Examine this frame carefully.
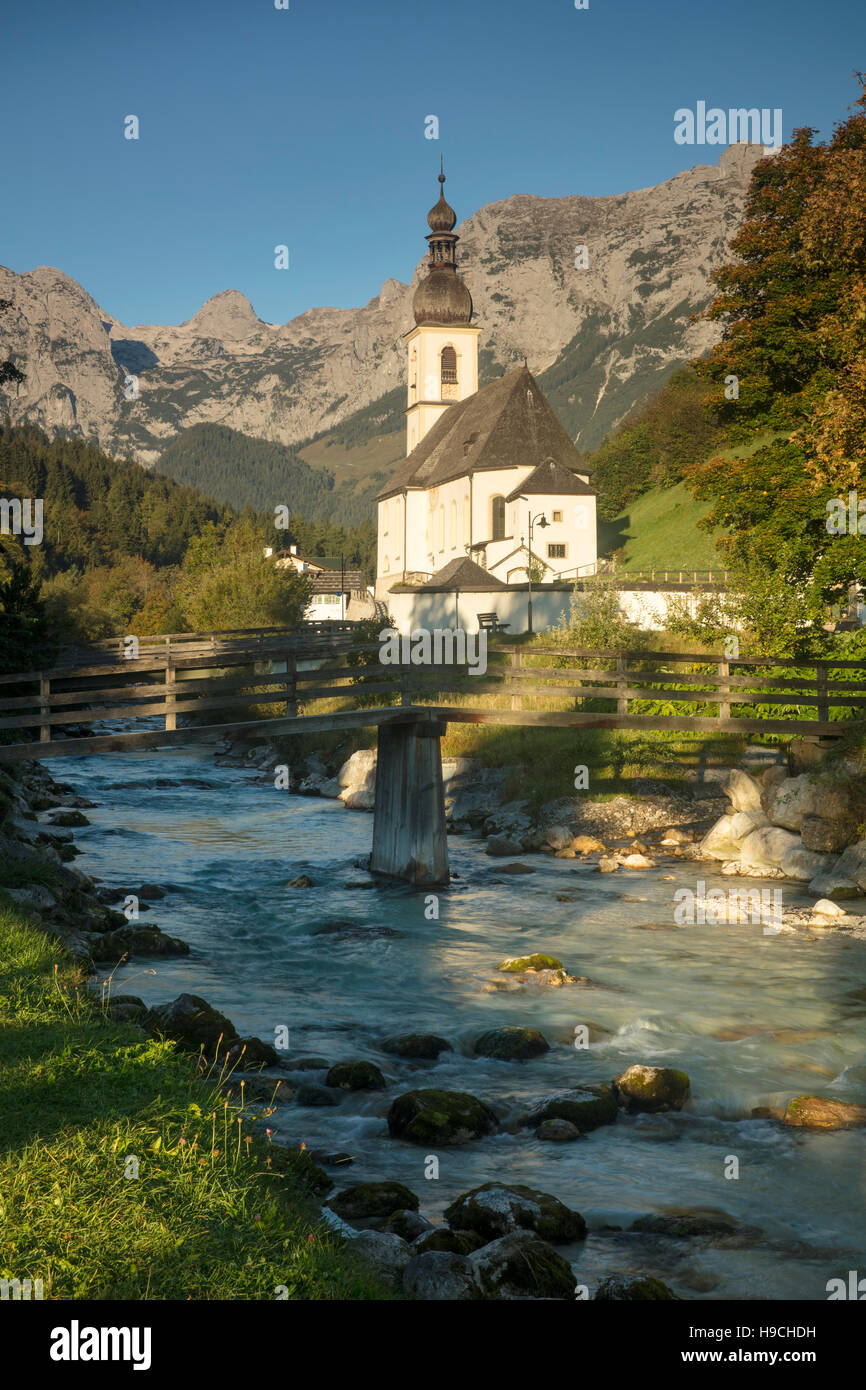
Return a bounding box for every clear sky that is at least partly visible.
[2,0,864,327]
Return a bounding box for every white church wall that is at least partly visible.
[382,584,719,635]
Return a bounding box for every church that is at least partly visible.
[375,169,598,616]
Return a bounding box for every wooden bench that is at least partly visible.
[477,612,510,633]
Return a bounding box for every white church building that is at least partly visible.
[375,169,598,627]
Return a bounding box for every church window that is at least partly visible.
[491,494,506,541]
[450,500,457,549]
[464,494,470,543]
[441,345,457,385]
[383,502,389,535]
[547,543,566,559]
[552,510,563,523]
[382,556,390,574]
[438,505,445,551]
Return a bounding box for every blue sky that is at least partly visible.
[2,0,864,326]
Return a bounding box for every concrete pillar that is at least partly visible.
[370,715,450,886]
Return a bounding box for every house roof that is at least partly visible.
[378,366,591,501]
[505,456,596,501]
[418,556,507,591]
[307,569,365,593]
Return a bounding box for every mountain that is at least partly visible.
[0,144,765,521]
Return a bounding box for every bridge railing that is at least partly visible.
[0,641,864,756]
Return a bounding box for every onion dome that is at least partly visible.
[413,163,472,326]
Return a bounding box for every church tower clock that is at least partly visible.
[404,165,480,455]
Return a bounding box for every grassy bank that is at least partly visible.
[0,903,390,1301]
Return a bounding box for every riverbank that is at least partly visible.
[0,763,391,1301]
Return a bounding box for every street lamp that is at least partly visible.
[517,496,548,634]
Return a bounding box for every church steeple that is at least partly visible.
[413,165,472,327]
[404,165,480,456]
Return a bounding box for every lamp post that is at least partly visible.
[517,496,548,634]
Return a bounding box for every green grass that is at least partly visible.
[0,909,392,1301]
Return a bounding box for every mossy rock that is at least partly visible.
[498,953,564,973]
[413,1229,486,1256]
[47,810,90,827]
[381,1033,453,1060]
[387,1089,499,1145]
[327,1181,419,1223]
[611,1065,691,1114]
[469,1232,576,1300]
[521,1084,618,1133]
[325,1060,386,1091]
[445,1183,586,1244]
[473,1026,550,1061]
[630,1209,740,1239]
[267,1145,332,1196]
[595,1275,679,1300]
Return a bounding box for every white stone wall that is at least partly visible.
[382,584,721,635]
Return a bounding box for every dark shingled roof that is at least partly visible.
[417,556,507,591]
[505,456,596,501]
[378,366,591,501]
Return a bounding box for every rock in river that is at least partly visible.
[327,1181,419,1225]
[143,993,238,1052]
[783,1096,866,1129]
[403,1251,479,1300]
[444,1183,586,1244]
[611,1064,691,1114]
[595,1276,679,1300]
[469,1232,576,1300]
[387,1089,499,1145]
[473,1026,550,1061]
[521,1084,618,1133]
[325,1060,386,1091]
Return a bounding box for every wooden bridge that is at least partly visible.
[1,628,863,885]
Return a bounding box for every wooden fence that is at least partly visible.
[0,640,864,760]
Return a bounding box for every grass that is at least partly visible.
[0,906,392,1301]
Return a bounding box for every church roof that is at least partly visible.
[418,556,507,590]
[378,366,591,501]
[505,456,595,501]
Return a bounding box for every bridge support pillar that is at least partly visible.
[370,715,450,886]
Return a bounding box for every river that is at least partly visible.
[58,743,866,1301]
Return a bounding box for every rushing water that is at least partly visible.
[58,744,866,1300]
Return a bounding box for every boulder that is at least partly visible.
[5,884,57,912]
[381,1033,452,1060]
[287,875,315,888]
[46,809,90,827]
[144,993,238,1052]
[572,834,605,853]
[225,1036,279,1069]
[486,835,524,858]
[325,1060,386,1091]
[521,1084,618,1134]
[402,1251,479,1300]
[537,1118,582,1142]
[595,1275,678,1300]
[473,1026,550,1061]
[337,749,377,794]
[387,1089,499,1145]
[498,954,565,973]
[620,853,656,869]
[777,844,832,882]
[801,815,855,854]
[598,857,618,874]
[808,871,860,900]
[345,1229,411,1284]
[723,769,763,813]
[445,1183,585,1244]
[630,1209,746,1240]
[327,1181,419,1225]
[700,811,766,861]
[611,1065,690,1114]
[496,863,535,874]
[768,775,852,832]
[543,825,574,851]
[739,826,801,873]
[469,1232,576,1300]
[382,1209,433,1241]
[833,839,866,891]
[783,1096,866,1129]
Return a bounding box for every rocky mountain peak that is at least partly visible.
[182,289,262,340]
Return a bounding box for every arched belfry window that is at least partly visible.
[491,495,506,541]
[441,345,457,385]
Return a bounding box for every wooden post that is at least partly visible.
[718,659,730,722]
[816,661,829,726]
[370,716,450,885]
[510,647,522,711]
[286,655,298,717]
[39,675,50,743]
[400,662,411,707]
[616,653,628,716]
[164,660,176,731]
